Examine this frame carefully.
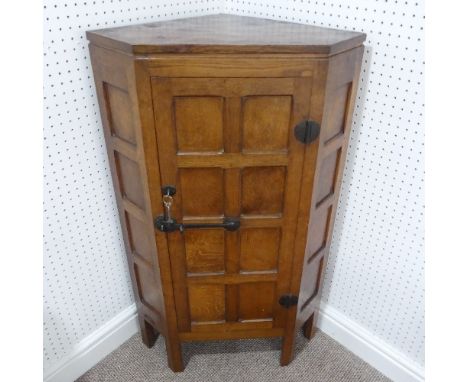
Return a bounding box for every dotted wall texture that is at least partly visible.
[223,0,425,367]
[44,0,424,374]
[43,0,221,373]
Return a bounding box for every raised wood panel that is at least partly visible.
[125,212,153,265]
[188,284,225,323]
[174,96,224,153]
[241,166,286,215]
[114,151,146,209]
[298,256,324,312]
[240,228,281,271]
[323,82,351,143]
[307,207,332,261]
[315,148,342,206]
[238,282,275,320]
[104,83,136,145]
[185,229,225,274]
[242,96,291,152]
[134,263,162,315]
[179,168,224,216]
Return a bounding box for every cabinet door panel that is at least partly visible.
[152,77,311,335]
[174,96,224,153]
[239,228,281,272]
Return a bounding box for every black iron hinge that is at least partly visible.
[279,294,299,308]
[294,120,321,144]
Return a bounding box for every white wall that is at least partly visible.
[222,0,425,365]
[43,0,221,378]
[44,1,424,380]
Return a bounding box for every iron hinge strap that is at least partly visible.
[278,294,299,308]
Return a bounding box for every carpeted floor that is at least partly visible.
[77,330,391,381]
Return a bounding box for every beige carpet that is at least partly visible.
[77,330,391,381]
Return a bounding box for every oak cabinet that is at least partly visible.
[87,14,365,372]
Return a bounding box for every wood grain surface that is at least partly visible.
[87,14,365,55]
[88,14,365,371]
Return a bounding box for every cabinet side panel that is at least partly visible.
[131,59,185,370]
[296,46,365,330]
[88,45,165,335]
[279,48,364,364]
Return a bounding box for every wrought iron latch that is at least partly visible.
[154,186,240,233]
[279,294,299,308]
[155,216,240,233]
[294,120,320,144]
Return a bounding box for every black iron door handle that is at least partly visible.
[155,216,240,233]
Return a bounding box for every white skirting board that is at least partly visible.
[43,302,424,382]
[317,303,425,382]
[44,304,139,382]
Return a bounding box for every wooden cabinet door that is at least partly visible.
[152,77,311,340]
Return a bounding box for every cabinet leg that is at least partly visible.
[165,336,184,372]
[139,317,158,348]
[280,331,296,366]
[302,312,316,340]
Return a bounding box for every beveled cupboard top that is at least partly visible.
[86,14,366,56]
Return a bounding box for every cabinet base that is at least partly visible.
[138,316,184,372]
[143,314,319,372]
[281,311,317,366]
[302,312,316,340]
[139,317,158,348]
